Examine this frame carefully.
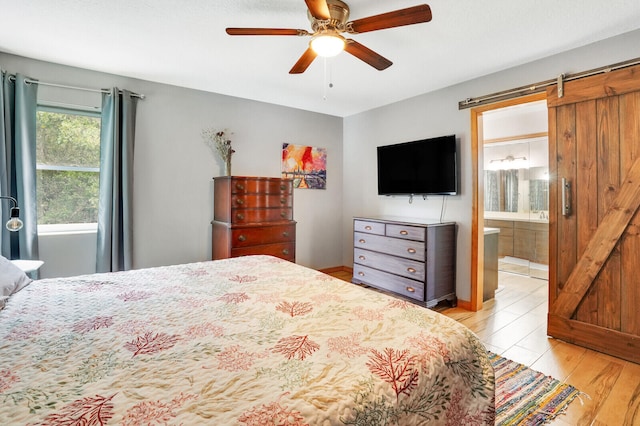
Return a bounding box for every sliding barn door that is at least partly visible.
[547,64,640,364]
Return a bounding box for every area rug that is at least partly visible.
[491,352,582,425]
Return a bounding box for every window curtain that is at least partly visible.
[529,179,549,212]
[0,71,39,260]
[503,169,519,212]
[484,170,499,212]
[96,88,138,272]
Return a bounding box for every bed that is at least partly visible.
[1,255,495,425]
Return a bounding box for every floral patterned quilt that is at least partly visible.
[0,255,494,425]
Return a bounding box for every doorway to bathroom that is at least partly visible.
[470,92,549,311]
[482,100,549,280]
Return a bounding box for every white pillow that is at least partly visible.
[0,255,32,298]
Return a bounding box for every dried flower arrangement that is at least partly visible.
[202,128,235,176]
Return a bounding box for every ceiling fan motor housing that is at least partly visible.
[308,0,350,32]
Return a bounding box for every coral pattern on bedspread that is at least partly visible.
[0,255,494,425]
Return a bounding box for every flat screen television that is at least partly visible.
[377,135,458,196]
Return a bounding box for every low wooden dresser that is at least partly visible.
[212,176,296,262]
[352,216,456,308]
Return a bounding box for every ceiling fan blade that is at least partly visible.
[226,28,309,36]
[305,0,331,20]
[348,4,432,34]
[344,39,392,71]
[289,48,318,74]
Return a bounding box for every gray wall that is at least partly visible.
[3,28,640,301]
[0,53,344,277]
[342,29,640,301]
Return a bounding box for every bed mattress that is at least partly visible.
[0,255,494,425]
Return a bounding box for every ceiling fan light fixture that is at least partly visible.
[310,31,345,57]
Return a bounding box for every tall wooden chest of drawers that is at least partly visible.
[212,176,296,262]
[352,216,456,308]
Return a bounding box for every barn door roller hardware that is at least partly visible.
[458,56,640,109]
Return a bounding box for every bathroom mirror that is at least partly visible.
[483,138,548,215]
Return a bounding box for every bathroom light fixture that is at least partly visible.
[488,155,528,170]
[310,30,346,57]
[0,196,24,232]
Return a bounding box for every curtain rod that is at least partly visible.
[458,56,640,109]
[6,75,145,99]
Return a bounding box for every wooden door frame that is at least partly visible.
[470,92,547,311]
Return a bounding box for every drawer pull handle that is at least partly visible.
[280,198,286,204]
[406,286,415,293]
[282,231,289,238]
[400,230,409,235]
[280,184,287,190]
[282,249,289,255]
[236,213,245,220]
[359,239,366,244]
[358,255,366,260]
[407,267,416,273]
[238,235,246,242]
[235,183,244,190]
[358,271,365,276]
[280,211,287,218]
[236,199,244,205]
[365,225,372,230]
[407,248,416,254]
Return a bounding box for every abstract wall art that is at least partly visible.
[281,143,327,189]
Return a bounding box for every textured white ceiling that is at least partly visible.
[1,0,640,117]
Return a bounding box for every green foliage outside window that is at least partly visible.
[36,109,101,225]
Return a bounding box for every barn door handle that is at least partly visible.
[562,178,572,217]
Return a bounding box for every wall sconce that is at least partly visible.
[0,196,24,232]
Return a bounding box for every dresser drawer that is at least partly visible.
[231,208,293,223]
[354,219,385,235]
[354,232,424,261]
[232,224,295,247]
[231,194,292,209]
[353,264,424,302]
[230,177,292,194]
[354,248,425,281]
[386,224,426,241]
[232,242,295,261]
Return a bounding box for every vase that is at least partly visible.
[225,157,232,176]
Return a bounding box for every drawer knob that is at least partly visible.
[282,231,289,238]
[236,183,245,190]
[280,184,287,190]
[280,211,287,218]
[236,213,245,220]
[280,198,286,204]
[400,230,409,235]
[365,225,372,230]
[358,271,365,276]
[359,239,366,244]
[238,235,246,242]
[236,198,244,205]
[358,255,366,260]
[407,267,416,273]
[282,249,289,255]
[407,248,416,254]
[406,286,415,293]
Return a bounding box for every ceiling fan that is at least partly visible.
[226,0,432,74]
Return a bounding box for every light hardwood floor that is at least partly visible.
[327,269,640,426]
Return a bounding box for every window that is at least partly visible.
[36,106,101,230]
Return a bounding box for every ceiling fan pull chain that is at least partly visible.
[329,59,334,89]
[322,57,334,101]
[323,57,327,100]
[323,57,329,100]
